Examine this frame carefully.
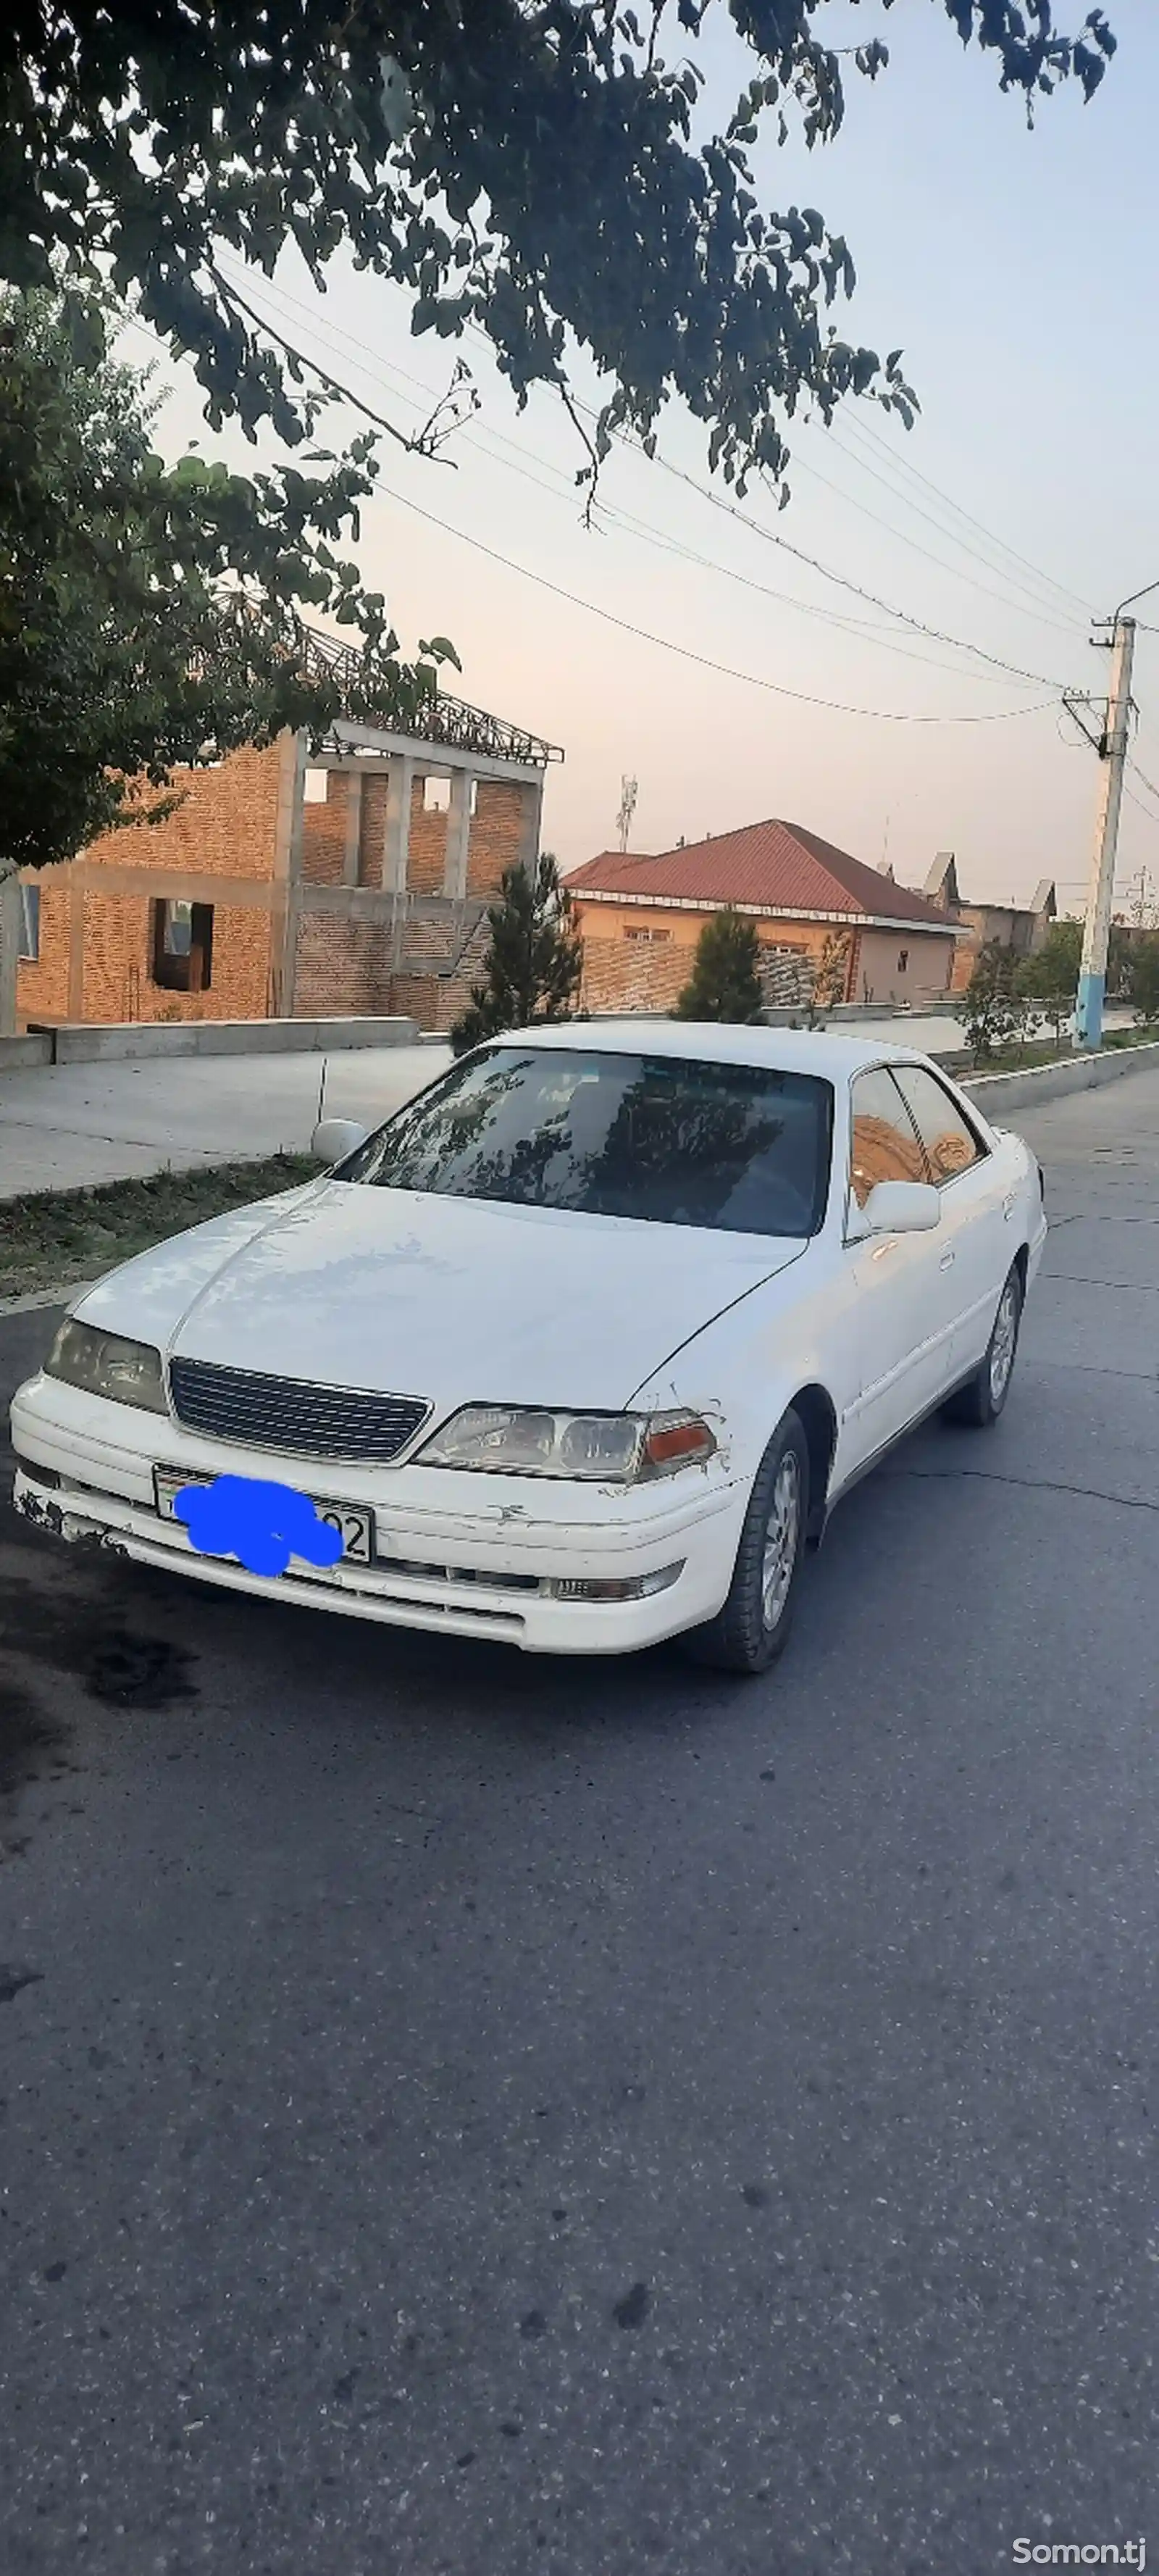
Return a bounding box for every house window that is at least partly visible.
[623,927,671,944]
[422,775,451,813]
[897,948,909,974]
[303,767,329,804]
[152,900,214,993]
[19,883,41,962]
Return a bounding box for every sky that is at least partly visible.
[133,0,1159,914]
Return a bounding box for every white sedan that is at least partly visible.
[10,1025,1045,1675]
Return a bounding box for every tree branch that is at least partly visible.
[206,262,459,465]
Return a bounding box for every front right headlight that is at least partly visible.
[413,1404,717,1481]
[44,1320,168,1414]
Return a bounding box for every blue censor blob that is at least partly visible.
[174,1475,346,1579]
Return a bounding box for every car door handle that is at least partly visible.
[939,1249,955,1270]
[1003,1192,1016,1220]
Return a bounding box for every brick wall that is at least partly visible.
[83,743,284,880]
[580,937,687,1016]
[293,914,393,1017]
[16,741,544,1030]
[82,892,274,1023]
[388,910,492,1034]
[469,780,526,894]
[408,779,449,896]
[14,872,72,1023]
[398,903,485,974]
[360,776,388,886]
[301,775,349,885]
[579,925,823,1018]
[16,741,286,1028]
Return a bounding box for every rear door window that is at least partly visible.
[849,1068,931,1209]
[891,1067,987,1185]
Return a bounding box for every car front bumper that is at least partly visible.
[10,1374,745,1656]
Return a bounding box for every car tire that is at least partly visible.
[941,1262,1023,1429]
[683,1409,810,1677]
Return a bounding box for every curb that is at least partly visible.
[0,1277,103,1319]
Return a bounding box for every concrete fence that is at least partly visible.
[963,1037,1159,1114]
[3,1015,419,1070]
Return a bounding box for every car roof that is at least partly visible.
[494,1020,946,1080]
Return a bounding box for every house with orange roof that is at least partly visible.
[567,818,960,1016]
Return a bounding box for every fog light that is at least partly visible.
[545,1562,684,1602]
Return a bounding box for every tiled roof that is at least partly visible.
[568,820,953,930]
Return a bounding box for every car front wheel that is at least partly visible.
[683,1409,810,1676]
[942,1262,1023,1429]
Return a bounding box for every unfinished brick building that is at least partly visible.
[16,637,563,1035]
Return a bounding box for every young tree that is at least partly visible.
[0,288,457,878]
[962,938,1023,1067]
[0,5,1114,505]
[1128,933,1159,1028]
[675,910,764,1025]
[1017,919,1081,1043]
[449,854,583,1056]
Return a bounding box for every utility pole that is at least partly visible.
[1074,614,1134,1051]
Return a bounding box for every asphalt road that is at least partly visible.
[1,1069,1158,2576]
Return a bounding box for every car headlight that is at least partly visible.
[44,1320,168,1414]
[413,1405,716,1482]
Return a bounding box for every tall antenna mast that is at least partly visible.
[616,774,638,854]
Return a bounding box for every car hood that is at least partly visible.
[77,1181,803,1412]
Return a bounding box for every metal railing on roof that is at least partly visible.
[298,625,563,769]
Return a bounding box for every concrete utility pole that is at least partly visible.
[1074,614,1135,1051]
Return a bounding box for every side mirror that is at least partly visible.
[861,1179,941,1235]
[311,1117,369,1166]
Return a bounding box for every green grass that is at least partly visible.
[969,1023,1159,1075]
[0,1154,317,1299]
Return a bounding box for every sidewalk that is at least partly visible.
[0,1043,452,1201]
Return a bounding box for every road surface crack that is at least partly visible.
[1042,1273,1159,1293]
[884,1465,1159,1516]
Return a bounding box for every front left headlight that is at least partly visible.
[44,1320,168,1414]
[413,1404,716,1482]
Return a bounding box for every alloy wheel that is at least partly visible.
[989,1277,1019,1406]
[761,1451,801,1629]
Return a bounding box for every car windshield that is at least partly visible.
[338,1046,833,1238]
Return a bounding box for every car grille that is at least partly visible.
[167,1357,431,1464]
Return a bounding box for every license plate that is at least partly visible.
[154,1470,375,1568]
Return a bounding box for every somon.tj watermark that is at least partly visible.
[1013,2548,1146,2569]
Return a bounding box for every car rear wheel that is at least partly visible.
[683,1409,810,1676]
[942,1262,1023,1429]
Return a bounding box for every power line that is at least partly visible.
[212,261,1059,693]
[368,465,1059,723]
[211,256,1072,701]
[1123,781,1159,828]
[809,420,1089,630]
[783,441,1086,639]
[1128,753,1159,808]
[827,407,1094,621]
[632,446,1073,691]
